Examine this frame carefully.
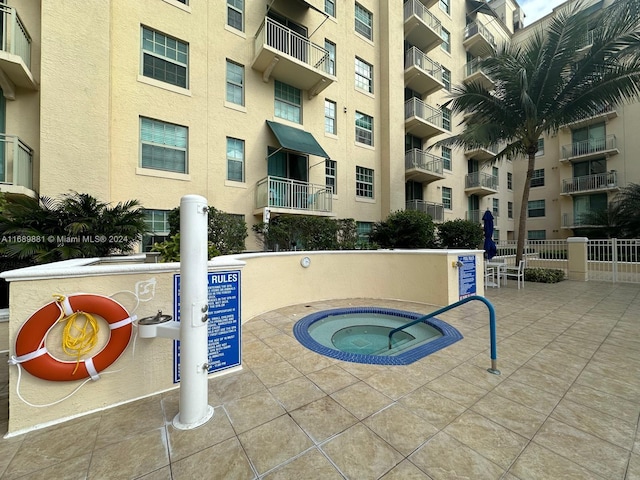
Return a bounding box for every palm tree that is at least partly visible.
[440,0,640,263]
[580,182,640,238]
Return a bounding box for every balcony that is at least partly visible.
[404,47,444,96]
[464,171,498,196]
[0,5,38,95]
[406,200,444,222]
[561,104,618,129]
[404,98,447,140]
[252,18,335,97]
[463,20,497,57]
[255,176,333,216]
[466,209,498,223]
[464,143,498,161]
[463,58,494,91]
[0,134,35,197]
[562,212,602,229]
[403,0,442,52]
[561,171,619,195]
[405,149,445,183]
[561,134,619,162]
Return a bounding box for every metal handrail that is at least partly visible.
[388,295,500,374]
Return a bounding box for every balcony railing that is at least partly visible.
[405,149,444,175]
[562,212,599,228]
[404,0,442,33]
[1,5,31,69]
[464,20,497,51]
[0,134,33,190]
[465,58,490,78]
[465,171,498,190]
[562,171,618,194]
[406,200,444,222]
[561,134,617,160]
[256,176,332,213]
[405,47,442,82]
[404,98,444,129]
[255,18,331,75]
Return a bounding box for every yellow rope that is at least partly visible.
[53,295,100,375]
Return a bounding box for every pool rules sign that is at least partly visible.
[173,270,241,383]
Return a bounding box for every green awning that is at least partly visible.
[467,0,499,19]
[266,121,330,158]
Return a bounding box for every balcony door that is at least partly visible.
[573,193,607,225]
[572,122,605,156]
[267,10,308,63]
[268,148,308,182]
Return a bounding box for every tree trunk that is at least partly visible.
[516,153,537,264]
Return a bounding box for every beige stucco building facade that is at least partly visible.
[1,0,636,248]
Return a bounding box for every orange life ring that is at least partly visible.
[13,294,134,382]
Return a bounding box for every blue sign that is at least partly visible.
[458,255,477,300]
[173,270,241,383]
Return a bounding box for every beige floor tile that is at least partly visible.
[398,385,466,429]
[3,416,100,479]
[582,360,640,388]
[492,378,561,415]
[136,466,173,480]
[524,348,589,382]
[262,333,308,359]
[408,432,504,480]
[471,392,547,439]
[425,374,489,408]
[575,369,639,403]
[7,453,91,480]
[509,442,606,480]
[380,459,434,479]
[269,376,326,411]
[243,319,282,339]
[550,398,637,450]
[628,452,640,480]
[251,360,302,388]
[508,366,574,396]
[306,364,359,394]
[321,423,404,480]
[243,342,283,368]
[363,403,438,456]
[533,417,629,479]
[166,406,236,462]
[0,434,24,477]
[208,370,267,403]
[363,368,426,400]
[225,390,285,434]
[448,362,506,390]
[286,351,336,375]
[289,396,358,443]
[262,448,343,480]
[170,436,255,480]
[95,395,165,448]
[338,360,389,380]
[87,427,169,479]
[238,414,313,475]
[330,381,393,420]
[443,411,528,469]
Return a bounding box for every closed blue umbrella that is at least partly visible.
[482,209,497,259]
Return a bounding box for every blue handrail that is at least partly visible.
[388,295,500,375]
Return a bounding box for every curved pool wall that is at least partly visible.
[294,307,463,365]
[1,248,483,435]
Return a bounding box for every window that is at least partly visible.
[536,138,544,156]
[325,40,336,75]
[527,200,545,218]
[531,168,545,187]
[226,137,244,182]
[325,99,337,134]
[143,209,170,251]
[227,0,243,31]
[226,60,244,106]
[442,186,452,209]
[356,166,374,198]
[140,117,188,173]
[442,107,451,131]
[442,146,452,170]
[442,67,451,91]
[355,57,373,93]
[528,230,546,240]
[357,221,373,244]
[440,27,451,53]
[355,3,373,40]
[326,159,337,194]
[440,0,450,15]
[494,229,499,241]
[493,198,499,217]
[507,172,513,190]
[492,166,499,179]
[355,111,373,146]
[325,0,335,17]
[508,201,513,219]
[275,81,302,123]
[141,27,188,88]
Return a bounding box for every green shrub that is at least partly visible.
[369,210,437,249]
[151,234,220,262]
[524,267,565,283]
[437,219,484,249]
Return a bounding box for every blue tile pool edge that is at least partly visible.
[293,306,463,366]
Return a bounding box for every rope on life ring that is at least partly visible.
[10,294,136,382]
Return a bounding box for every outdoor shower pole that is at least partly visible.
[173,194,214,429]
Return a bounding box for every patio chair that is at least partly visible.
[502,260,525,289]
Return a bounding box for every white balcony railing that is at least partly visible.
[255,18,331,75]
[465,58,491,78]
[405,149,444,175]
[465,171,498,190]
[404,0,442,33]
[464,20,497,50]
[561,134,617,159]
[404,98,444,129]
[256,176,332,213]
[405,47,442,81]
[405,200,444,222]
[0,134,33,190]
[562,171,618,194]
[1,5,31,68]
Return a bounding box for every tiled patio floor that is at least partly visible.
[1,280,639,479]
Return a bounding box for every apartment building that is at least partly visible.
[3,0,629,251]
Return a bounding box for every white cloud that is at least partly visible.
[519,0,568,24]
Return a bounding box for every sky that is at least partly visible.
[518,0,568,24]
